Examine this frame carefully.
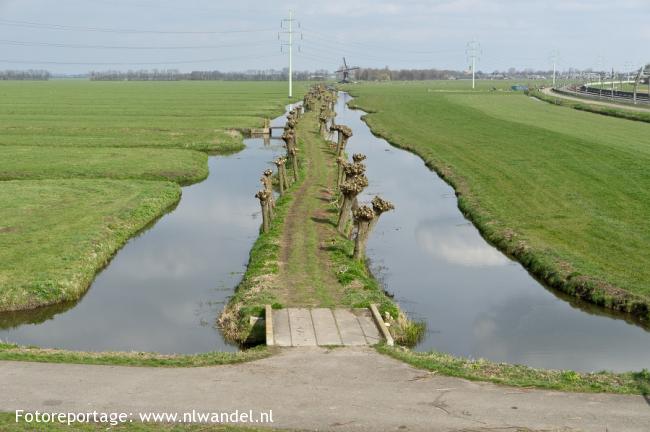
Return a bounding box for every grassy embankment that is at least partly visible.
[345,81,650,320]
[0,413,290,432]
[0,81,304,312]
[219,94,419,345]
[0,342,269,367]
[378,345,650,395]
[530,87,650,123]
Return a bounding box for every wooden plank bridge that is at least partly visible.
[265,305,393,347]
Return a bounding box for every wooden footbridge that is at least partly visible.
[264,305,393,347]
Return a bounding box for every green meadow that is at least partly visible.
[0,81,303,311]
[346,81,650,317]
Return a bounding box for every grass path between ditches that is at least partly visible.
[276,114,344,307]
[219,96,404,345]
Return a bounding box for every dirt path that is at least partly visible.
[2,348,648,431]
[276,111,344,307]
[541,87,650,112]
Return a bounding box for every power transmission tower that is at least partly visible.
[465,40,481,89]
[595,56,605,98]
[280,10,300,98]
[549,50,559,87]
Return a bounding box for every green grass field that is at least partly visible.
[0,81,303,311]
[0,179,180,311]
[0,146,209,184]
[345,81,650,317]
[0,81,301,150]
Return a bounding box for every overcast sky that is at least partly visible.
[0,0,647,74]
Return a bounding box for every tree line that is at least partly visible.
[89,69,330,81]
[0,70,50,80]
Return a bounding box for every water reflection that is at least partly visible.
[416,219,509,267]
[337,92,650,372]
[0,110,292,353]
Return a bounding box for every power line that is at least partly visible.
[0,53,283,66]
[302,28,458,56]
[0,19,276,35]
[300,40,446,65]
[0,39,274,50]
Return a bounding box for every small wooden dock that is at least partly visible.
[250,117,286,136]
[265,305,393,347]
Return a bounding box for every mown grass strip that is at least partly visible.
[0,343,269,367]
[377,344,650,395]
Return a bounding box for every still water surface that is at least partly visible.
[336,92,650,372]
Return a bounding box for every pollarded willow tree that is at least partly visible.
[337,175,369,234]
[335,126,353,157]
[352,196,395,261]
[319,112,330,139]
[340,152,366,190]
[261,169,275,212]
[281,129,299,181]
[273,157,288,194]
[352,205,374,261]
[255,189,272,233]
[289,147,299,181]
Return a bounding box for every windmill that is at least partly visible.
[336,57,360,83]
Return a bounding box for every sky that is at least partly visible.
[0,0,647,74]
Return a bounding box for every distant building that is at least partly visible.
[511,85,529,91]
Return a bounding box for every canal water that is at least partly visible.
[335,92,650,372]
[0,108,294,353]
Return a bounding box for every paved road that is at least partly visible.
[540,87,650,113]
[2,347,649,431]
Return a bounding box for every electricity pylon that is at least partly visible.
[466,40,481,89]
[280,10,300,98]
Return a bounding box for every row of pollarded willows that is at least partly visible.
[329,123,394,262]
[254,106,303,233]
[219,86,329,345]
[327,105,423,346]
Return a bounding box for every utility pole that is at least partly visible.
[596,56,604,97]
[280,10,299,98]
[549,50,559,87]
[465,40,481,89]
